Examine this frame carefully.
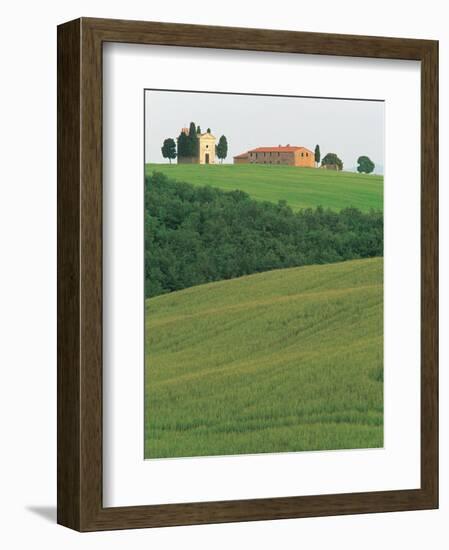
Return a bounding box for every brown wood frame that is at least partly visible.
[57,17,438,532]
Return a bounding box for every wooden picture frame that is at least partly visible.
[57,17,438,531]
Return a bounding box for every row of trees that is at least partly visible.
[162,135,374,172]
[314,144,375,173]
[145,172,383,298]
[161,121,228,163]
[177,122,200,158]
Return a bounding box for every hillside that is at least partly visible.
[145,173,383,298]
[145,257,383,458]
[145,163,383,212]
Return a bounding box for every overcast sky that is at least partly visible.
[145,90,384,173]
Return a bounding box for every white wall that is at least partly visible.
[0,0,447,548]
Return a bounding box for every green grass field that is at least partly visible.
[145,257,383,458]
[145,163,383,212]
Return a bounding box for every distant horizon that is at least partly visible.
[145,90,385,174]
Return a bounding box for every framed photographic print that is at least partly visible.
[57,17,438,531]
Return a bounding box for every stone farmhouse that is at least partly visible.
[233,145,315,167]
[178,127,216,164]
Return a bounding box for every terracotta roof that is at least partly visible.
[233,152,249,159]
[248,146,313,153]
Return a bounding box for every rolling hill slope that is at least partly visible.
[145,257,383,458]
[145,163,383,212]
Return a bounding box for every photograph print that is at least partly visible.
[144,90,384,459]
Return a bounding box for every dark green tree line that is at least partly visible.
[144,172,383,298]
[177,121,199,157]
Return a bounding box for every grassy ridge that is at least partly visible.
[145,257,383,458]
[145,163,383,212]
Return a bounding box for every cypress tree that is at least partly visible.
[216,135,228,163]
[314,144,321,167]
[188,122,199,157]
